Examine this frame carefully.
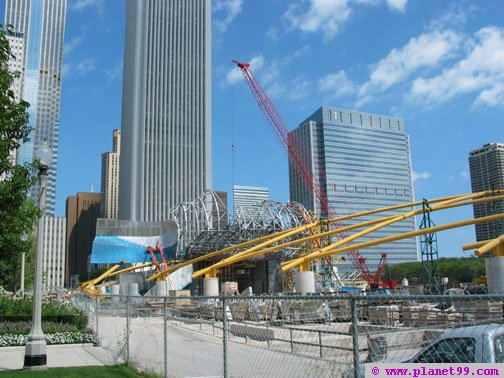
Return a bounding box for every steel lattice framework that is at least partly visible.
[171,191,316,261]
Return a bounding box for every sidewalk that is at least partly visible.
[0,344,118,371]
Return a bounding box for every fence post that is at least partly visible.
[95,295,99,345]
[164,297,168,378]
[222,296,229,378]
[290,328,294,352]
[126,295,130,365]
[319,330,323,358]
[351,297,361,378]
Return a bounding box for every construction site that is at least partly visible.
[73,62,504,378]
[81,61,504,300]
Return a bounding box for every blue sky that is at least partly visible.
[5,0,504,259]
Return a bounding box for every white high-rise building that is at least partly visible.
[119,0,212,222]
[4,0,68,215]
[41,216,66,288]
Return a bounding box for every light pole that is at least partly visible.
[20,233,28,296]
[24,142,51,370]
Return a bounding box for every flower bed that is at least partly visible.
[0,332,97,347]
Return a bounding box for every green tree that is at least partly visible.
[0,26,39,291]
[383,257,486,286]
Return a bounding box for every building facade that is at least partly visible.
[66,192,100,285]
[289,106,418,269]
[233,185,270,221]
[469,143,504,241]
[4,0,68,215]
[100,129,121,219]
[119,0,212,222]
[2,27,24,103]
[41,216,66,288]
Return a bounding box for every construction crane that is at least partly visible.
[231,59,385,288]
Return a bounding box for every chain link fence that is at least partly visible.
[72,292,504,377]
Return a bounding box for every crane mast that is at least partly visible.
[232,59,383,287]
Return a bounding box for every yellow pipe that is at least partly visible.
[80,264,120,289]
[462,240,491,251]
[192,193,504,278]
[282,193,504,271]
[147,228,297,282]
[163,193,470,281]
[475,234,504,256]
[107,262,154,278]
[280,213,504,271]
[192,221,321,279]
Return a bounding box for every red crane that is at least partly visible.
[232,59,387,288]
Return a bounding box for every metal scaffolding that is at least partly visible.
[171,192,315,262]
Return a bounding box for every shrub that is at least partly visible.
[0,296,88,330]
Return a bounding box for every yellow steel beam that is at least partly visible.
[79,264,121,289]
[280,213,504,271]
[462,240,492,251]
[282,191,500,271]
[147,228,296,282]
[475,234,504,256]
[106,262,154,278]
[191,191,504,279]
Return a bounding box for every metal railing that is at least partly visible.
[72,292,504,378]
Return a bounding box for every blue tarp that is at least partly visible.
[91,235,177,264]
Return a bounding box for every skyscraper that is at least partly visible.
[289,106,418,268]
[469,143,504,241]
[41,216,66,288]
[100,129,121,219]
[233,185,269,221]
[119,0,212,222]
[4,0,67,215]
[65,192,100,284]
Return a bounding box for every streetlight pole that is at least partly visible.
[20,233,28,297]
[24,143,51,370]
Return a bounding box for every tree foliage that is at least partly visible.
[383,257,486,285]
[0,26,39,291]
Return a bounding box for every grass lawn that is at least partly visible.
[0,365,159,377]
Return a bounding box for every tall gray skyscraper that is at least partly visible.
[4,0,67,215]
[289,106,418,268]
[233,185,269,221]
[469,143,504,241]
[119,0,212,222]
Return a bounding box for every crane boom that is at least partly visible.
[232,59,379,285]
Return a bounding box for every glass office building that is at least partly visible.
[289,106,418,269]
[4,0,67,215]
[469,143,504,241]
[119,0,212,222]
[233,185,270,222]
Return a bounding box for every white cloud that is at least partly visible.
[64,37,83,55]
[460,170,470,179]
[69,0,104,14]
[409,27,504,108]
[76,59,96,75]
[104,61,123,80]
[386,0,407,13]
[213,0,243,32]
[319,70,356,98]
[283,0,352,41]
[358,30,461,98]
[226,55,265,86]
[62,63,71,78]
[412,171,431,181]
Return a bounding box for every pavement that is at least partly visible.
[0,344,118,372]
